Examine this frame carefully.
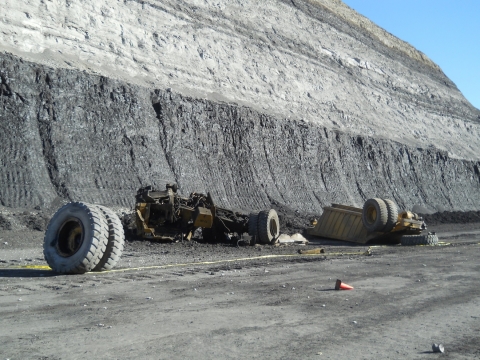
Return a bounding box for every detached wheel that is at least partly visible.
[383,199,399,233]
[43,202,108,274]
[401,233,439,246]
[248,213,258,245]
[257,209,280,244]
[362,198,388,232]
[93,206,125,271]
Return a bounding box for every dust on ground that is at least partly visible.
[1,207,480,359]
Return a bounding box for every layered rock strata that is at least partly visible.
[0,0,479,212]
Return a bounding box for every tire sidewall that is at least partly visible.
[362,198,388,233]
[248,213,258,236]
[44,203,101,273]
[257,209,280,244]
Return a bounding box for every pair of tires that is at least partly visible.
[400,233,439,246]
[247,209,280,245]
[362,198,398,233]
[43,202,125,274]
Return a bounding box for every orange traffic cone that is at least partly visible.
[335,279,354,290]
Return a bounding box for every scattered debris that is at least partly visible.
[432,343,444,353]
[277,234,293,243]
[291,233,308,244]
[298,248,324,255]
[277,233,308,245]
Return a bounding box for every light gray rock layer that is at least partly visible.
[1,0,479,159]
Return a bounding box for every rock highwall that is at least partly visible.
[1,0,479,160]
[1,53,479,213]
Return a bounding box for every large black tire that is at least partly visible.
[401,233,439,246]
[93,206,125,271]
[43,202,108,274]
[257,209,280,244]
[362,198,388,233]
[248,213,258,245]
[383,199,399,233]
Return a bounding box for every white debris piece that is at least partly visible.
[276,233,309,244]
[290,233,309,244]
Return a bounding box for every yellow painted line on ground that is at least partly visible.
[104,249,372,273]
[0,265,52,270]
[0,248,372,273]
[21,265,52,270]
[0,242,474,273]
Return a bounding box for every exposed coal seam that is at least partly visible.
[35,70,70,201]
[151,95,180,190]
[355,180,366,202]
[1,53,479,211]
[0,72,13,97]
[121,134,143,186]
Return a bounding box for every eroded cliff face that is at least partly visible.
[1,53,479,212]
[0,0,479,212]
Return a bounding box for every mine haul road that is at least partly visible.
[1,222,479,359]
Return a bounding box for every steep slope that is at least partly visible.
[0,0,479,213]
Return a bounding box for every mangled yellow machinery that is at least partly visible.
[308,198,438,245]
[42,183,281,274]
[135,184,280,244]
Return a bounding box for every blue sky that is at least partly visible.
[342,0,480,110]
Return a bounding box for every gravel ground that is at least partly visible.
[1,210,480,359]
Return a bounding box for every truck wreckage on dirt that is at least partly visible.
[308,198,438,246]
[134,184,280,245]
[43,184,280,274]
[42,184,437,274]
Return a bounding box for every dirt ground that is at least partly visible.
[1,212,480,359]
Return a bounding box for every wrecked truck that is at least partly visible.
[43,183,280,274]
[308,198,438,246]
[134,184,280,245]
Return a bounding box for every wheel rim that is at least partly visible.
[56,218,85,257]
[269,218,278,237]
[366,206,377,225]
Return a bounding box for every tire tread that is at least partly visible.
[401,233,439,246]
[93,205,125,271]
[383,199,399,233]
